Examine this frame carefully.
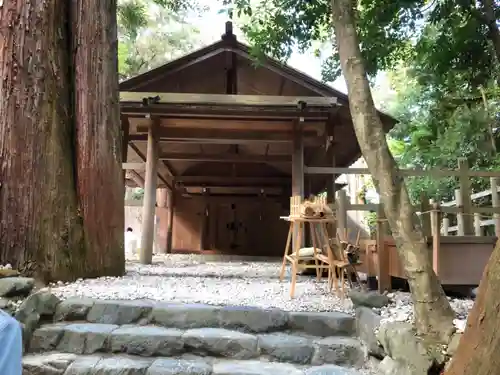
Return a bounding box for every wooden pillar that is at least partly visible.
[292,121,304,248]
[491,177,500,237]
[200,189,210,251]
[419,192,431,237]
[166,189,174,254]
[474,213,482,236]
[326,148,336,203]
[442,217,449,235]
[455,188,465,236]
[376,203,391,292]
[458,158,473,235]
[325,149,336,238]
[155,188,168,254]
[430,201,440,275]
[156,188,168,208]
[336,189,348,236]
[139,125,159,264]
[121,115,130,182]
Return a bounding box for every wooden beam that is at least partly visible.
[185,186,283,195]
[129,117,324,132]
[122,162,145,170]
[305,166,500,178]
[175,176,290,187]
[120,91,338,107]
[140,125,159,264]
[125,170,145,188]
[129,143,171,189]
[159,152,291,164]
[121,105,330,120]
[166,190,174,253]
[131,128,323,146]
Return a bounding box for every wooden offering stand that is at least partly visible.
[279,195,341,298]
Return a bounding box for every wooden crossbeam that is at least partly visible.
[174,176,290,187]
[185,186,283,195]
[159,152,291,163]
[122,162,145,170]
[131,127,323,145]
[120,91,338,107]
[305,166,500,178]
[125,170,145,187]
[129,117,325,132]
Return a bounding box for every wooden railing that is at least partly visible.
[306,158,500,238]
[440,180,500,236]
[307,158,500,292]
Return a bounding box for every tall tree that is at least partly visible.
[329,0,455,343]
[0,0,124,281]
[117,0,204,80]
[231,0,500,344]
[228,0,462,343]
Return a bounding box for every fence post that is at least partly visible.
[337,189,348,237]
[419,192,431,237]
[430,202,441,275]
[458,158,474,235]
[491,177,500,238]
[376,204,391,293]
[474,213,482,236]
[442,217,450,235]
[455,188,465,236]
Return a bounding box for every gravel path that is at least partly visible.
[49,255,354,313]
[47,254,475,327]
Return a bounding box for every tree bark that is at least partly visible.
[444,239,500,375]
[0,0,124,281]
[330,0,455,343]
[72,0,125,277]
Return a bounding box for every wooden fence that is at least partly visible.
[306,158,500,291]
[306,158,500,238]
[440,180,500,236]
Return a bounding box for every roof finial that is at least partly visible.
[222,21,236,43]
[225,21,233,36]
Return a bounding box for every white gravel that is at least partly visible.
[48,255,355,313]
[375,291,473,332]
[46,254,475,327]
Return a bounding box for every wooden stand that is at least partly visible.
[279,216,335,298]
[279,196,364,300]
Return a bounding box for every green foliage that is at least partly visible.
[231,0,499,86]
[132,189,144,200]
[117,0,204,80]
[225,0,500,206]
[377,65,500,204]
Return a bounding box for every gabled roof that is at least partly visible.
[119,23,396,125]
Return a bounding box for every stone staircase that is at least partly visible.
[22,298,367,375]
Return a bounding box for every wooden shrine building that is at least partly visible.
[120,22,396,263]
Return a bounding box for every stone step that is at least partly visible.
[29,322,365,366]
[53,298,356,337]
[23,352,365,375]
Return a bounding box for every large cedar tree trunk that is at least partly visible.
[330,0,455,343]
[72,0,125,278]
[444,239,500,375]
[0,0,124,281]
